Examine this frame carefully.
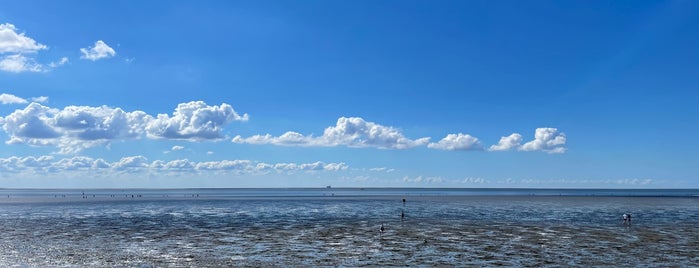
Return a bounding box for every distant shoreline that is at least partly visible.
[0,187,697,190]
[0,188,697,200]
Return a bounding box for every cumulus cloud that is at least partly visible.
[53,105,151,140]
[321,117,430,149]
[0,23,47,54]
[80,40,116,61]
[2,102,61,140]
[521,128,566,154]
[1,96,568,156]
[31,96,49,103]
[427,133,483,151]
[112,156,150,170]
[233,117,430,149]
[0,54,43,72]
[147,101,249,141]
[0,93,28,104]
[0,101,246,153]
[488,133,523,151]
[0,23,67,73]
[487,129,565,153]
[15,104,151,154]
[0,93,49,104]
[0,155,349,177]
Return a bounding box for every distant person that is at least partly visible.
[401,210,405,221]
[380,223,385,236]
[402,198,406,205]
[622,213,630,225]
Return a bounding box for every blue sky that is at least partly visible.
[0,1,697,188]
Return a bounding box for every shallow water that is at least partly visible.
[0,189,697,267]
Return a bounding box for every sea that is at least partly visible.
[0,188,696,267]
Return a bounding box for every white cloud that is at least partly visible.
[1,103,143,153]
[488,133,523,151]
[497,177,653,187]
[0,23,47,54]
[487,129,565,153]
[427,133,483,151]
[369,167,395,173]
[48,57,68,68]
[233,117,430,149]
[402,175,444,184]
[147,101,249,141]
[52,156,96,171]
[0,156,51,173]
[0,155,348,176]
[80,40,116,61]
[31,96,49,103]
[0,101,249,153]
[0,93,28,104]
[171,145,184,151]
[321,117,430,149]
[0,23,60,73]
[614,178,653,186]
[521,128,567,154]
[460,177,488,184]
[1,102,61,139]
[112,155,149,171]
[1,97,568,156]
[53,105,151,140]
[0,54,43,72]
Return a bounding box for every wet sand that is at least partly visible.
[0,195,697,267]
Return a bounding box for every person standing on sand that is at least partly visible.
[622,213,632,225]
[627,213,632,225]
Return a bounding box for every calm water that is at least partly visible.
[0,188,697,267]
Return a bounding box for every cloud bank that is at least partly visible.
[233,117,430,149]
[234,118,565,153]
[0,155,348,177]
[0,100,247,153]
[0,97,566,154]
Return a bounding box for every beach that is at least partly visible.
[0,189,697,267]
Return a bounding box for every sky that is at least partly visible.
[0,0,697,188]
